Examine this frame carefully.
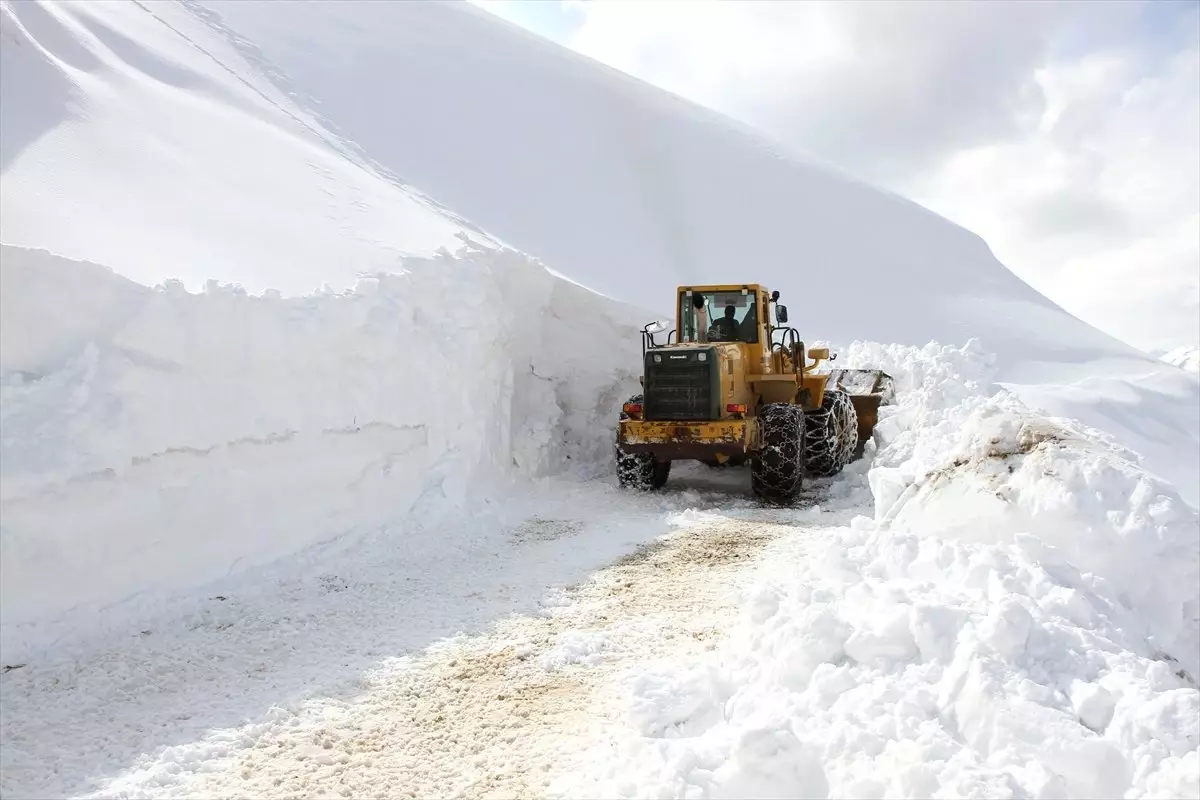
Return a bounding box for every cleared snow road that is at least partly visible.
[0,466,833,799]
[113,517,809,799]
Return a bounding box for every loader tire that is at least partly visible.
[803,389,859,478]
[615,394,671,491]
[751,403,805,504]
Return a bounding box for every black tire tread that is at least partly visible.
[615,393,671,491]
[751,403,805,504]
[803,389,859,477]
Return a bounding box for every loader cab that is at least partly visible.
[678,286,766,345]
[671,284,801,388]
[676,284,788,355]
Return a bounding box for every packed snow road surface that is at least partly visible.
[0,470,819,799]
[99,508,812,799]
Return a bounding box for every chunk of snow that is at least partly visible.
[1069,680,1116,732]
[979,597,1034,660]
[710,725,829,799]
[539,631,609,672]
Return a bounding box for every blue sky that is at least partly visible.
[474,0,582,40]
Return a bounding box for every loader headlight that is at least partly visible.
[697,352,707,361]
[653,354,662,363]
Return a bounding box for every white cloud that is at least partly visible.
[567,1,1080,176]
[909,38,1199,351]
[551,0,1200,352]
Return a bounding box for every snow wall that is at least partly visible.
[0,241,648,657]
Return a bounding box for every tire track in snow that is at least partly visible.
[101,517,812,799]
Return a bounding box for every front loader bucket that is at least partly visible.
[826,368,895,458]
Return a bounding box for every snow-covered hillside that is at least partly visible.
[1,1,1198,798]
[1162,345,1200,374]
[0,0,478,293]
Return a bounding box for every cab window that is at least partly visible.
[679,291,759,343]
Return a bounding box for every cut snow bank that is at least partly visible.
[555,341,1200,800]
[0,241,647,660]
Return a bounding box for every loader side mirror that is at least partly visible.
[776,304,788,324]
[807,347,829,361]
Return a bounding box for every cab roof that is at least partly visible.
[677,284,766,294]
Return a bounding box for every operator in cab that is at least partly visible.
[710,305,740,341]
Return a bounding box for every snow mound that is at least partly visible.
[1162,345,1200,374]
[554,341,1200,800]
[0,240,647,661]
[854,341,1199,673]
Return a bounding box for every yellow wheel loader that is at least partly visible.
[615,284,894,504]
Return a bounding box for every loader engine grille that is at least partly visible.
[643,347,721,421]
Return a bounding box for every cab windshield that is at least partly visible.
[679,290,759,343]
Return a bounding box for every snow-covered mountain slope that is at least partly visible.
[1162,345,1200,373]
[4,0,1194,502]
[0,0,478,293]
[167,0,1165,368]
[169,0,1127,360]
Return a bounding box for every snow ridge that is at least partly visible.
[1161,345,1200,374]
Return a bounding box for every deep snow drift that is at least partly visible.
[3,0,1195,502]
[0,241,648,660]
[552,342,1200,800]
